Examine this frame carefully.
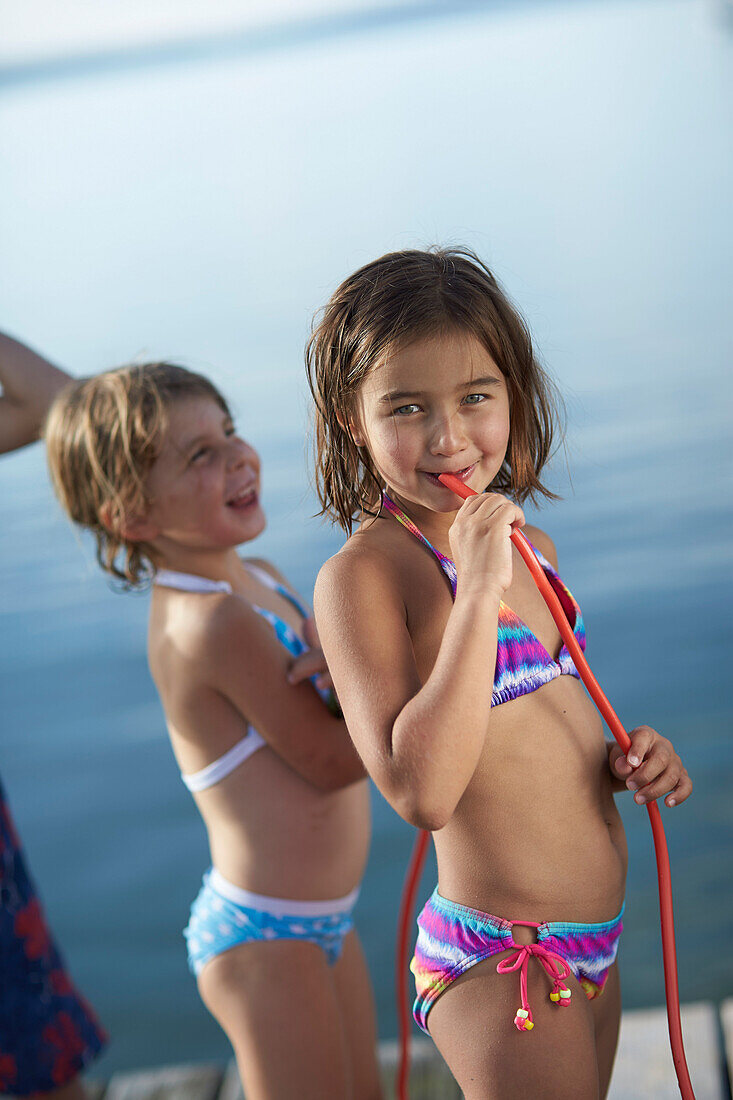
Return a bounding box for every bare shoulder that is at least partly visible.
[160,588,259,666]
[522,523,558,568]
[315,535,404,619]
[243,555,313,613]
[148,589,241,696]
[242,555,289,586]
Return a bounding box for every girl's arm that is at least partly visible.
[315,494,526,829]
[315,545,505,832]
[187,594,366,792]
[0,333,70,454]
[242,557,336,693]
[314,493,524,830]
[527,528,693,808]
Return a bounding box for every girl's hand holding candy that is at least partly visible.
[448,492,525,600]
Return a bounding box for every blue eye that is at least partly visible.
[395,404,420,416]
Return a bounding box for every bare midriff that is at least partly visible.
[434,674,627,923]
[190,754,371,902]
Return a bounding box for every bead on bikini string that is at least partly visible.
[549,980,572,1006]
[498,936,573,1031]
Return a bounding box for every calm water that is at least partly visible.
[1,0,732,1075]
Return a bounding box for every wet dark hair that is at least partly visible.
[45,362,230,586]
[306,246,562,533]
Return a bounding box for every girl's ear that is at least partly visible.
[335,410,365,448]
[99,500,159,543]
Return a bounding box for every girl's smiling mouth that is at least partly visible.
[227,485,258,510]
[423,463,477,486]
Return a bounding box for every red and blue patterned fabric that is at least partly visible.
[0,776,107,1093]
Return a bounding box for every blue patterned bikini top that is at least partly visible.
[154,562,327,789]
[381,495,586,707]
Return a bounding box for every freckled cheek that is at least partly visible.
[480,410,511,455]
[366,422,420,475]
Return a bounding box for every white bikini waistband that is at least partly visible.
[208,867,360,917]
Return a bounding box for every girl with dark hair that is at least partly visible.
[308,248,692,1099]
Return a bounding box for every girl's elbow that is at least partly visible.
[380,756,457,830]
[408,807,450,832]
[394,789,454,832]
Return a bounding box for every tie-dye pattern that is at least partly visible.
[411,889,623,1032]
[381,495,586,707]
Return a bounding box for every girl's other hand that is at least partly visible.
[449,492,525,599]
[609,726,692,807]
[286,616,334,693]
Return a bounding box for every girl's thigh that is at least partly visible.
[197,938,352,1100]
[591,962,621,1099]
[427,957,602,1100]
[331,930,383,1100]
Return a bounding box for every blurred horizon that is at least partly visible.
[1,1,641,66]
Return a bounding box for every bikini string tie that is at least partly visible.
[496,943,573,1031]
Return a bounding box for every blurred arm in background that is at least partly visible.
[0,331,70,455]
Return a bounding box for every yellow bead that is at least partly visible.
[550,992,560,1002]
[525,1021,534,1030]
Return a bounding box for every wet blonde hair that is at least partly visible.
[306,246,563,533]
[45,362,230,586]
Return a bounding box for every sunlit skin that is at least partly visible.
[123,395,381,1100]
[315,330,691,1099]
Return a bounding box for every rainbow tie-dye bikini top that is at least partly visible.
[381,495,586,707]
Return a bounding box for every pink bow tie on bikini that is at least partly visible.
[495,924,573,1032]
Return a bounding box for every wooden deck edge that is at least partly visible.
[608,1000,728,1099]
[5,999,726,1100]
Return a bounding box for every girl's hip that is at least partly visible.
[184,866,361,976]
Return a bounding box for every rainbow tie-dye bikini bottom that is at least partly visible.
[411,887,624,1033]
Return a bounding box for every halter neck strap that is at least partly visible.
[381,494,458,596]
